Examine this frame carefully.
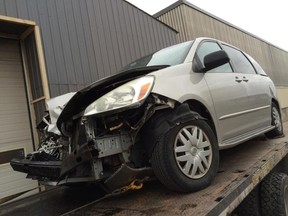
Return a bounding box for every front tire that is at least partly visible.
[265,102,283,138]
[151,119,219,192]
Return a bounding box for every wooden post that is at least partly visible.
[34,25,50,100]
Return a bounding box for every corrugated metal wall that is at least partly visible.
[157,3,288,86]
[0,0,177,97]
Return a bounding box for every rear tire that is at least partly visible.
[265,102,283,139]
[233,186,261,216]
[260,172,288,216]
[151,119,219,192]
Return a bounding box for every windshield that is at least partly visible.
[121,41,194,71]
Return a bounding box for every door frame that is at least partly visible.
[0,15,50,149]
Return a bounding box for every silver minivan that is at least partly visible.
[11,38,283,192]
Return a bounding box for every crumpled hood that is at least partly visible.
[46,92,76,135]
[56,65,169,133]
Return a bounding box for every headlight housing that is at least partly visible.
[84,76,154,116]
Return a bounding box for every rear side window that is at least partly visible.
[223,45,256,74]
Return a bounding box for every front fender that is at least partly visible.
[140,103,205,157]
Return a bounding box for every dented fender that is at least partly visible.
[142,103,205,156]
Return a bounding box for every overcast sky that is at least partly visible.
[126,0,288,51]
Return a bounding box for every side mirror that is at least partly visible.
[203,50,230,72]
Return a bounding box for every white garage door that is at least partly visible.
[0,38,38,200]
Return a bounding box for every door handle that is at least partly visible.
[242,76,249,82]
[235,76,242,83]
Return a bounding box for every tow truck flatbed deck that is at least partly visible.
[1,123,288,216]
[65,124,288,216]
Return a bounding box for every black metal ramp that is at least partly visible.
[0,184,105,216]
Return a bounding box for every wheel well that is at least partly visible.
[185,100,217,140]
[272,99,281,112]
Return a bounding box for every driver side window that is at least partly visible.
[195,41,233,73]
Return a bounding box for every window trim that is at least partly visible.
[243,52,267,75]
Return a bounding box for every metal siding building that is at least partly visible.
[0,0,177,200]
[155,0,288,118]
[0,0,177,97]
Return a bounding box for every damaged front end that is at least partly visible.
[11,68,175,191]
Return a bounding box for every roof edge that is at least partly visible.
[154,0,288,53]
[153,0,183,18]
[123,0,178,33]
[0,15,35,26]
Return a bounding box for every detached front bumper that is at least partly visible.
[10,157,61,179]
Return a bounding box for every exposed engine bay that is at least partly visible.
[12,93,175,190]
